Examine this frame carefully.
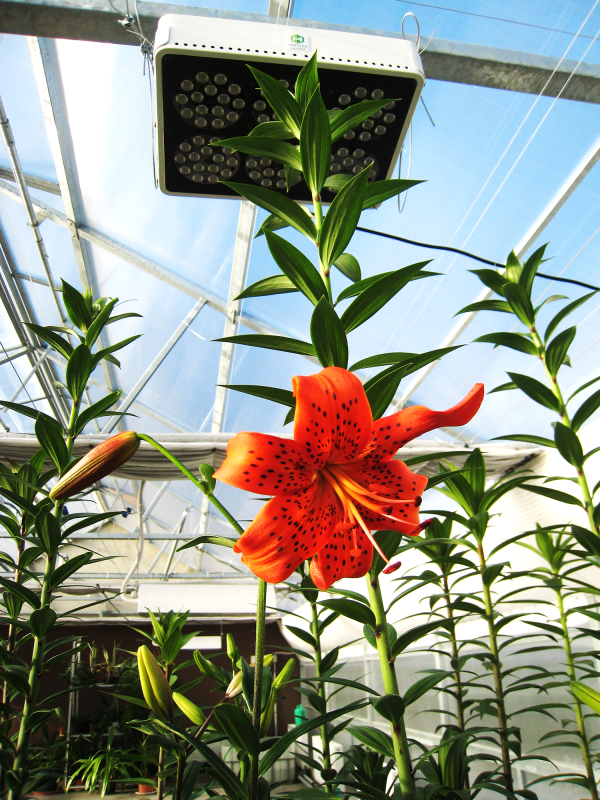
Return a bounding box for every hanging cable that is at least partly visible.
[355,226,600,291]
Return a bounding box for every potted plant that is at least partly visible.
[66,725,142,797]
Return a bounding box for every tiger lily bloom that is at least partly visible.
[214,368,483,590]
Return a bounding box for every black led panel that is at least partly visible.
[160,55,419,200]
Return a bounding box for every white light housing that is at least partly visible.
[154,15,425,198]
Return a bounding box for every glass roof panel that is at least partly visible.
[292,0,600,62]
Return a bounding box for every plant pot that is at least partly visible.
[137,784,157,795]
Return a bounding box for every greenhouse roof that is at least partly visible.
[1,0,600,610]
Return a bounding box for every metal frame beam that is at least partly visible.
[2,1,600,103]
[0,166,60,195]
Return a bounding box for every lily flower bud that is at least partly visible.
[50,432,140,500]
[173,691,206,725]
[225,670,243,699]
[137,645,173,722]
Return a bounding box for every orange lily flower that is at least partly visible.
[214,368,483,590]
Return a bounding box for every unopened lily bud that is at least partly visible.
[225,670,243,699]
[272,658,295,690]
[50,432,140,500]
[137,645,173,722]
[260,687,276,738]
[173,692,206,725]
[198,463,216,496]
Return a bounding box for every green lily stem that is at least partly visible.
[249,578,267,800]
[476,543,513,795]
[556,589,599,800]
[157,663,172,800]
[312,192,332,303]
[137,436,244,536]
[530,327,598,534]
[310,601,331,790]
[9,396,81,800]
[366,572,416,800]
[441,574,466,734]
[174,755,185,800]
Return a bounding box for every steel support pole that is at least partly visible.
[28,36,121,403]
[394,133,600,409]
[197,200,256,565]
[0,91,64,321]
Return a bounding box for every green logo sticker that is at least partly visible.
[290,34,305,44]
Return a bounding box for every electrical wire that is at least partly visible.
[356,226,600,292]
[393,0,600,42]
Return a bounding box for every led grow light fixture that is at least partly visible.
[154,16,425,199]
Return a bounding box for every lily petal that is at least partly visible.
[234,478,340,583]
[343,459,427,532]
[213,432,314,495]
[293,367,373,467]
[360,383,484,464]
[310,528,372,590]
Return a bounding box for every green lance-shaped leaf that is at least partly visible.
[319,166,371,270]
[330,98,396,142]
[74,390,123,436]
[214,703,261,756]
[362,178,424,209]
[49,552,94,589]
[571,681,600,715]
[0,400,62,432]
[545,291,596,343]
[222,182,316,240]
[341,261,430,333]
[62,280,92,332]
[545,326,576,377]
[248,120,294,139]
[404,671,448,707]
[333,253,361,282]
[519,243,546,296]
[91,335,141,369]
[259,699,367,776]
[507,371,561,412]
[572,387,600,432]
[223,384,295,409]
[554,422,584,468]
[363,363,405,419]
[248,65,302,137]
[518,483,583,508]
[457,299,513,315]
[348,725,395,760]
[85,297,118,347]
[214,333,315,357]
[300,86,331,196]
[35,414,68,472]
[390,619,451,659]
[474,331,538,356]
[236,275,297,300]
[24,323,74,360]
[505,250,522,283]
[178,534,237,552]
[319,598,376,627]
[371,693,405,725]
[481,562,505,587]
[469,268,507,296]
[351,345,459,374]
[310,298,349,369]
[217,136,302,171]
[264,230,328,305]
[294,51,319,112]
[504,281,535,325]
[29,606,57,638]
[0,582,39,621]
[35,509,62,555]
